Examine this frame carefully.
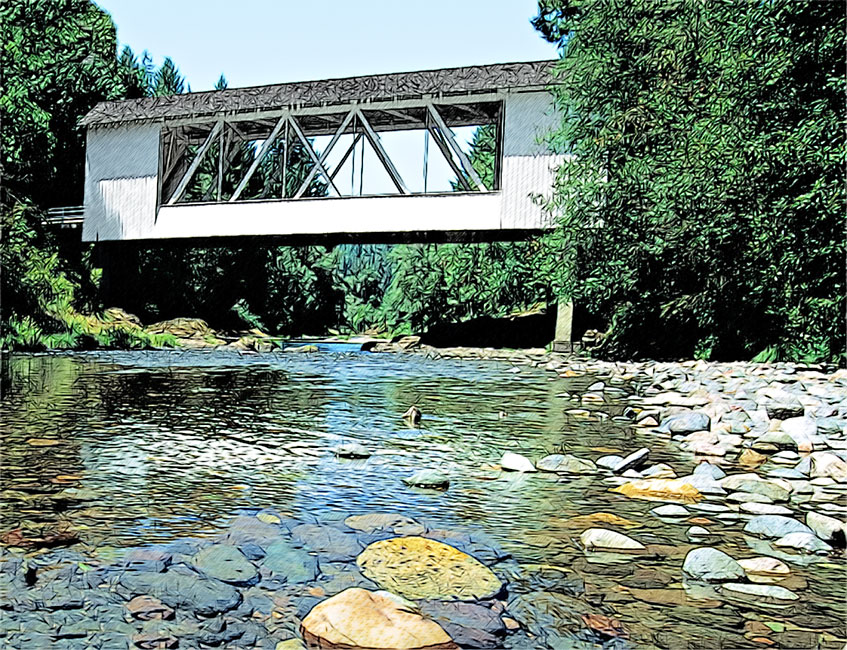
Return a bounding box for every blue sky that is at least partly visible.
[95,1,557,92]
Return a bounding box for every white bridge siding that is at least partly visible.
[82,91,562,242]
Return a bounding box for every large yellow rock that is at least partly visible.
[300,588,457,649]
[610,479,702,504]
[356,537,502,601]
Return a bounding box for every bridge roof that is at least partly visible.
[81,60,557,128]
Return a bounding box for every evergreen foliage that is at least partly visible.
[534,0,846,362]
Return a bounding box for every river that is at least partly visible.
[1,350,844,649]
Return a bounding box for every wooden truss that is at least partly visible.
[161,99,501,205]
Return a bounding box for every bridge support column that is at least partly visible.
[552,300,581,353]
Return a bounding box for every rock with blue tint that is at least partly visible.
[191,544,257,586]
[743,515,813,539]
[261,539,319,584]
[659,411,711,434]
[682,547,745,582]
[773,532,832,554]
[119,571,242,616]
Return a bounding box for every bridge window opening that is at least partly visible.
[159,100,501,205]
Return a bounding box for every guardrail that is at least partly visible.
[43,206,84,227]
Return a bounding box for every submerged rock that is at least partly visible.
[191,544,258,586]
[403,469,450,490]
[535,453,595,474]
[356,536,502,601]
[344,513,426,537]
[579,528,645,552]
[610,478,702,503]
[417,600,505,648]
[719,582,799,605]
[682,548,745,582]
[334,443,371,459]
[119,571,242,617]
[300,588,457,650]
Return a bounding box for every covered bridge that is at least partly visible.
[79,61,564,244]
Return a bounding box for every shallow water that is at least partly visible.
[1,351,845,648]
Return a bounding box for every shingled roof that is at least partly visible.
[81,60,558,127]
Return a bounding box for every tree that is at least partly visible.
[1,0,124,207]
[534,0,846,362]
[152,56,185,96]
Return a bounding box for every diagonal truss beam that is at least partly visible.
[355,109,409,195]
[288,116,342,197]
[294,110,355,198]
[329,133,362,182]
[229,114,288,202]
[427,125,472,191]
[426,104,488,192]
[166,121,222,205]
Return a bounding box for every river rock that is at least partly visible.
[579,528,645,552]
[402,406,422,424]
[651,504,689,518]
[659,411,711,434]
[191,544,258,586]
[119,571,242,616]
[720,474,789,501]
[611,478,702,503]
[806,511,846,547]
[417,600,505,648]
[743,515,813,539]
[737,557,790,577]
[719,583,799,605]
[807,452,847,482]
[345,513,426,537]
[500,452,536,472]
[758,390,805,420]
[356,537,501,601]
[682,547,745,582]
[261,540,318,583]
[642,463,676,479]
[535,454,595,474]
[126,595,174,621]
[334,443,371,459]
[223,516,281,547]
[687,526,712,539]
[403,469,449,489]
[739,503,793,516]
[692,462,727,481]
[300,588,457,650]
[291,524,362,561]
[612,448,650,473]
[773,532,832,554]
[727,491,773,504]
[596,455,625,470]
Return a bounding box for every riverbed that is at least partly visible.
[1,350,845,649]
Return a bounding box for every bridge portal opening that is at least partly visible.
[161,100,502,206]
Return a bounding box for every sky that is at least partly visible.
[94,1,558,92]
